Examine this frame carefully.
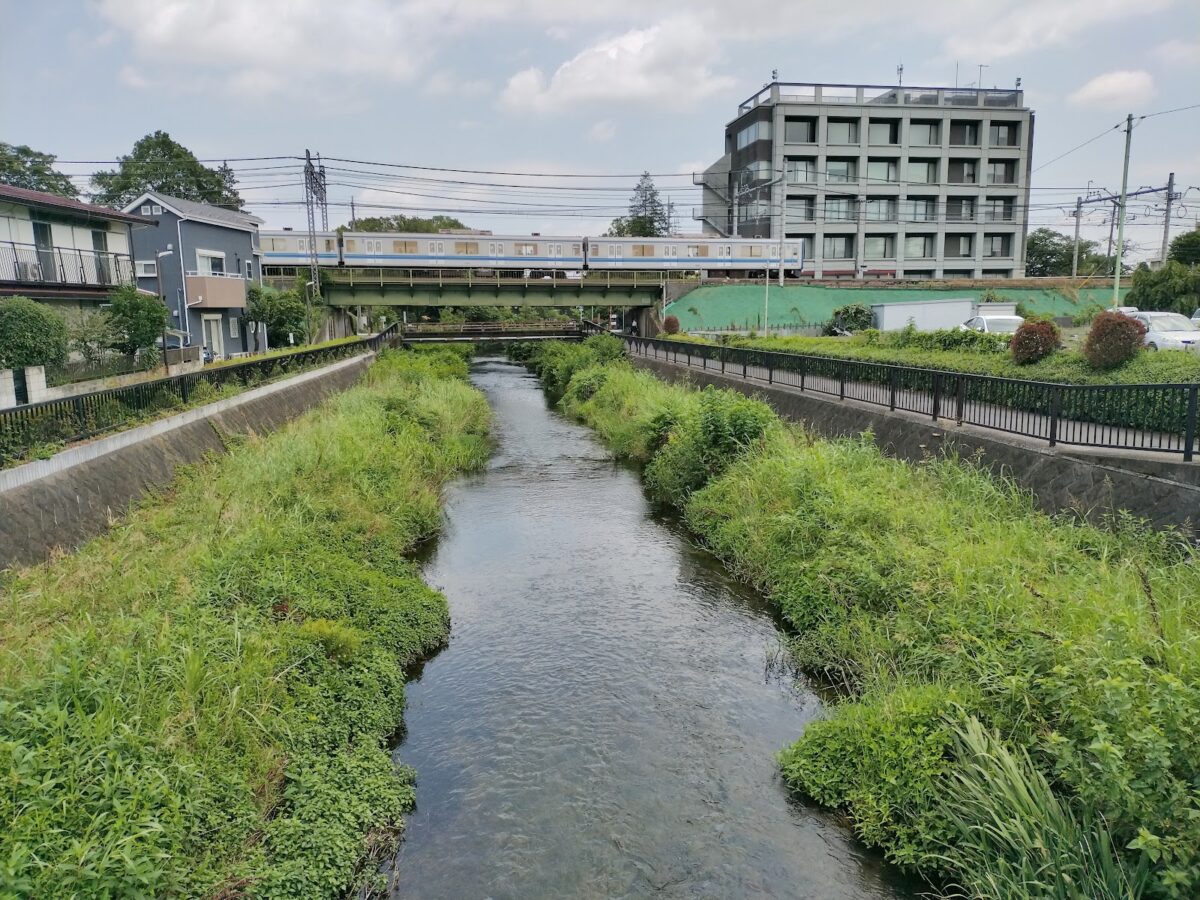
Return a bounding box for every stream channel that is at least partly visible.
[390,356,916,899]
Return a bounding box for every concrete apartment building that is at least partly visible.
[696,81,1034,279]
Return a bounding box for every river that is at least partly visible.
[390,357,913,899]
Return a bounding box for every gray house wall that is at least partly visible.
[131,208,262,357]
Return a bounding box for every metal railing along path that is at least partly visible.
[626,337,1200,461]
[0,324,402,466]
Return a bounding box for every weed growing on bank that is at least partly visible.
[522,336,1200,900]
[0,349,490,897]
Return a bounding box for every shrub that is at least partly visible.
[882,324,1008,353]
[824,303,873,334]
[1010,318,1060,364]
[1083,310,1145,369]
[106,284,168,358]
[662,314,680,335]
[0,296,68,368]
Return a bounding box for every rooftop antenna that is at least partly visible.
[977,63,990,89]
[896,62,904,86]
[954,61,959,88]
[771,68,778,83]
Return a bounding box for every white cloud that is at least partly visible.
[117,64,149,89]
[426,72,491,97]
[1068,70,1156,109]
[500,17,734,112]
[1156,38,1200,66]
[588,120,616,142]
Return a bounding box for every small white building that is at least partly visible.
[872,297,1018,331]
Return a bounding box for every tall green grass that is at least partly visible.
[526,337,1200,900]
[0,349,490,897]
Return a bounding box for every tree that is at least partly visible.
[1168,229,1200,267]
[90,131,244,210]
[247,283,308,348]
[347,214,467,233]
[1023,227,1115,277]
[0,297,69,368]
[606,172,668,237]
[1125,260,1200,314]
[67,310,118,365]
[0,143,79,197]
[106,285,168,360]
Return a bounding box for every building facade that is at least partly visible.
[0,184,148,312]
[697,81,1034,279]
[125,192,266,360]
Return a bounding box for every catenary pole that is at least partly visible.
[1071,196,1082,277]
[1160,171,1175,265]
[1112,113,1133,307]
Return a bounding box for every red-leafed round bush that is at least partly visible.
[1082,311,1146,370]
[662,314,680,335]
[1010,319,1060,365]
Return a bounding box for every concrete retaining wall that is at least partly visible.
[632,357,1200,536]
[0,353,374,569]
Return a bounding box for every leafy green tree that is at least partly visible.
[1125,260,1200,314]
[347,214,467,233]
[606,172,669,237]
[247,283,308,348]
[106,285,168,360]
[0,143,79,197]
[67,310,118,364]
[1024,227,1112,277]
[0,296,69,368]
[90,131,244,210]
[1168,229,1200,266]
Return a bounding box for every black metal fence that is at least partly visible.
[1,324,400,466]
[626,336,1200,461]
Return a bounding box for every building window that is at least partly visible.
[826,158,857,184]
[983,198,1015,222]
[141,205,152,215]
[827,118,859,144]
[946,197,976,222]
[948,159,978,184]
[949,120,980,146]
[196,249,225,275]
[864,235,895,259]
[984,234,1012,257]
[825,196,857,222]
[783,116,816,143]
[245,260,253,278]
[229,316,240,339]
[988,160,1017,185]
[909,121,940,145]
[785,196,815,223]
[823,235,854,259]
[904,197,937,222]
[735,120,772,150]
[945,234,974,258]
[868,119,899,145]
[989,122,1019,146]
[135,260,157,278]
[907,159,937,184]
[904,234,935,258]
[867,159,898,183]
[785,157,816,184]
[864,198,897,221]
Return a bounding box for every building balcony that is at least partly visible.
[0,241,134,289]
[185,272,247,309]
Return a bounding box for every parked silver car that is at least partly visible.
[960,315,1025,334]
[1128,311,1200,352]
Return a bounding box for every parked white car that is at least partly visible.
[1127,311,1200,352]
[1191,308,1200,325]
[960,315,1025,334]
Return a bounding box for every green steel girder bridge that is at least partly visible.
[319,267,681,308]
[400,321,591,343]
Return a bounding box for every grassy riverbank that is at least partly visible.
[0,348,489,897]
[525,336,1199,900]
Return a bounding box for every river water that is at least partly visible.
[390,357,913,899]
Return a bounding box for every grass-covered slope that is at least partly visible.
[0,348,489,897]
[524,336,1200,900]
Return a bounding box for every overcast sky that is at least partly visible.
[2,0,1198,259]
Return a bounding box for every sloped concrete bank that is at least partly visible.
[0,353,374,569]
[631,356,1200,535]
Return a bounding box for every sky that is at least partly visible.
[2,0,1199,261]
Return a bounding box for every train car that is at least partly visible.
[261,229,339,268]
[340,231,586,272]
[586,236,811,275]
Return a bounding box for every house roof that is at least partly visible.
[0,184,154,225]
[124,191,263,231]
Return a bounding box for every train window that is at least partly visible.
[428,241,445,254]
[769,245,780,258]
[394,240,416,253]
[747,245,764,258]
[590,244,599,255]
[631,244,653,257]
[324,239,335,252]
[297,238,307,252]
[665,245,678,258]
[686,245,709,257]
[516,242,536,256]
[571,244,581,256]
[454,241,479,254]
[721,245,732,257]
[344,239,356,252]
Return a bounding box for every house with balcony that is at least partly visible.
[0,184,150,312]
[124,192,265,360]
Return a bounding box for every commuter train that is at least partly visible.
[260,230,812,276]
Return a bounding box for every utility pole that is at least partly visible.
[1071,196,1082,277]
[1112,113,1133,307]
[1160,171,1176,265]
[350,196,357,230]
